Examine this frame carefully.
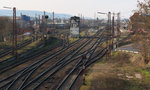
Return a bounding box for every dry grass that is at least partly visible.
[69,37,79,43]
[80,52,150,90]
[17,39,40,54]
[0,54,12,62]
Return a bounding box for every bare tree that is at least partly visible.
[130,0,150,64]
[0,17,13,42]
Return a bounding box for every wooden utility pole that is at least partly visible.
[12,7,17,57]
[117,13,120,48]
[35,14,37,25]
[112,14,115,50]
[39,15,40,26]
[43,11,46,37]
[52,12,55,36]
[108,12,111,57]
[106,12,109,60]
[117,13,120,36]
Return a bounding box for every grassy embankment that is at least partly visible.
[0,36,32,48]
[80,51,150,90]
[0,37,61,61]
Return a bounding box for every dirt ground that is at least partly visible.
[80,52,150,90]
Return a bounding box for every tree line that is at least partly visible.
[130,0,150,64]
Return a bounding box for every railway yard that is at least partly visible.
[0,14,135,90]
[0,29,111,90]
[1,0,150,90]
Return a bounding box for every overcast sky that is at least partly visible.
[0,0,143,18]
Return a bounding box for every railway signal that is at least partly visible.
[42,11,49,45]
[45,15,49,45]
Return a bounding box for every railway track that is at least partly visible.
[0,37,85,90]
[0,29,105,90]
[57,31,133,90]
[56,32,106,90]
[31,30,104,90]
[0,39,33,59]
[0,37,64,74]
[20,39,91,90]
[0,38,81,73]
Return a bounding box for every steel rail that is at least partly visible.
[35,30,104,90]
[62,35,104,90]
[20,39,91,90]
[0,39,83,89]
[26,30,103,90]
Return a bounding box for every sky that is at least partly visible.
[0,0,143,19]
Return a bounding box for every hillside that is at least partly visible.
[0,9,72,18]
